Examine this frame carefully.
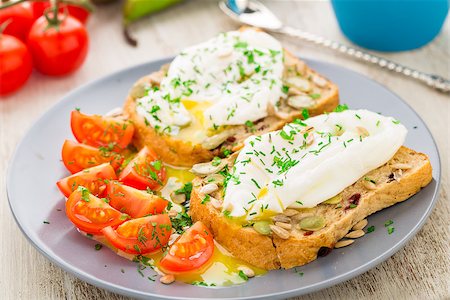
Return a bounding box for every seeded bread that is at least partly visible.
[123,49,339,167]
[189,146,433,270]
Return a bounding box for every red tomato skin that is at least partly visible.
[31,1,90,23]
[56,163,116,197]
[66,188,127,234]
[70,110,135,150]
[27,14,89,76]
[0,34,33,95]
[106,181,168,218]
[102,214,172,254]
[0,3,34,41]
[119,147,166,191]
[159,222,214,273]
[61,140,123,174]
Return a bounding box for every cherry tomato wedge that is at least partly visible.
[62,140,123,174]
[70,110,134,150]
[102,214,172,254]
[159,221,214,273]
[66,187,127,234]
[57,163,116,197]
[119,146,166,190]
[107,181,168,218]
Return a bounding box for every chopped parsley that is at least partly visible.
[301,108,310,120]
[238,270,248,281]
[171,211,193,234]
[94,244,103,251]
[367,226,375,233]
[333,104,349,112]
[309,93,321,99]
[211,156,222,167]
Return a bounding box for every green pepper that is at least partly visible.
[122,0,182,46]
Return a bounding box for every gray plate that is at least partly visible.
[7,58,441,300]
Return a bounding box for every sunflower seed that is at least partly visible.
[285,77,312,92]
[210,197,222,209]
[352,219,368,230]
[356,126,369,138]
[170,192,186,204]
[269,225,290,239]
[160,274,175,284]
[200,183,218,195]
[190,161,226,176]
[204,174,225,185]
[287,95,314,110]
[275,222,292,230]
[362,180,377,190]
[393,169,403,181]
[345,230,365,239]
[237,266,255,278]
[391,163,412,170]
[272,214,291,223]
[283,208,299,217]
[313,75,327,87]
[335,239,354,248]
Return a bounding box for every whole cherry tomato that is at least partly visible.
[27,13,88,76]
[0,2,34,41]
[0,33,33,95]
[31,1,91,24]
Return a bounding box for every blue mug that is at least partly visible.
[331,0,449,52]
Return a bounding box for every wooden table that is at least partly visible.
[1,1,448,299]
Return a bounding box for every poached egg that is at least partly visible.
[135,29,285,143]
[222,109,408,220]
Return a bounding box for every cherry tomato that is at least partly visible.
[106,181,168,218]
[57,163,116,197]
[70,110,135,150]
[102,214,172,254]
[119,146,166,190]
[0,2,34,41]
[66,186,127,234]
[0,34,32,95]
[27,14,88,76]
[31,1,90,24]
[61,140,123,174]
[159,222,214,273]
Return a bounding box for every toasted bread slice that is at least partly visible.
[189,146,432,270]
[123,49,339,167]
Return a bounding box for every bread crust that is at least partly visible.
[123,51,339,167]
[190,146,432,270]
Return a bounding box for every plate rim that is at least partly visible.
[6,56,442,300]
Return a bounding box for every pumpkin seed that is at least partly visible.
[323,194,342,205]
[200,183,218,195]
[335,239,354,248]
[352,219,368,230]
[170,192,186,204]
[345,230,365,239]
[269,225,290,239]
[237,266,255,278]
[253,221,272,235]
[190,160,227,176]
[298,215,325,231]
[287,95,314,110]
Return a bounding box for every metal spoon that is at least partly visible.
[220,0,450,93]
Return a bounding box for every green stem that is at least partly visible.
[0,0,94,12]
[0,0,27,9]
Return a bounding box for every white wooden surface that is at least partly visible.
[1,1,449,299]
